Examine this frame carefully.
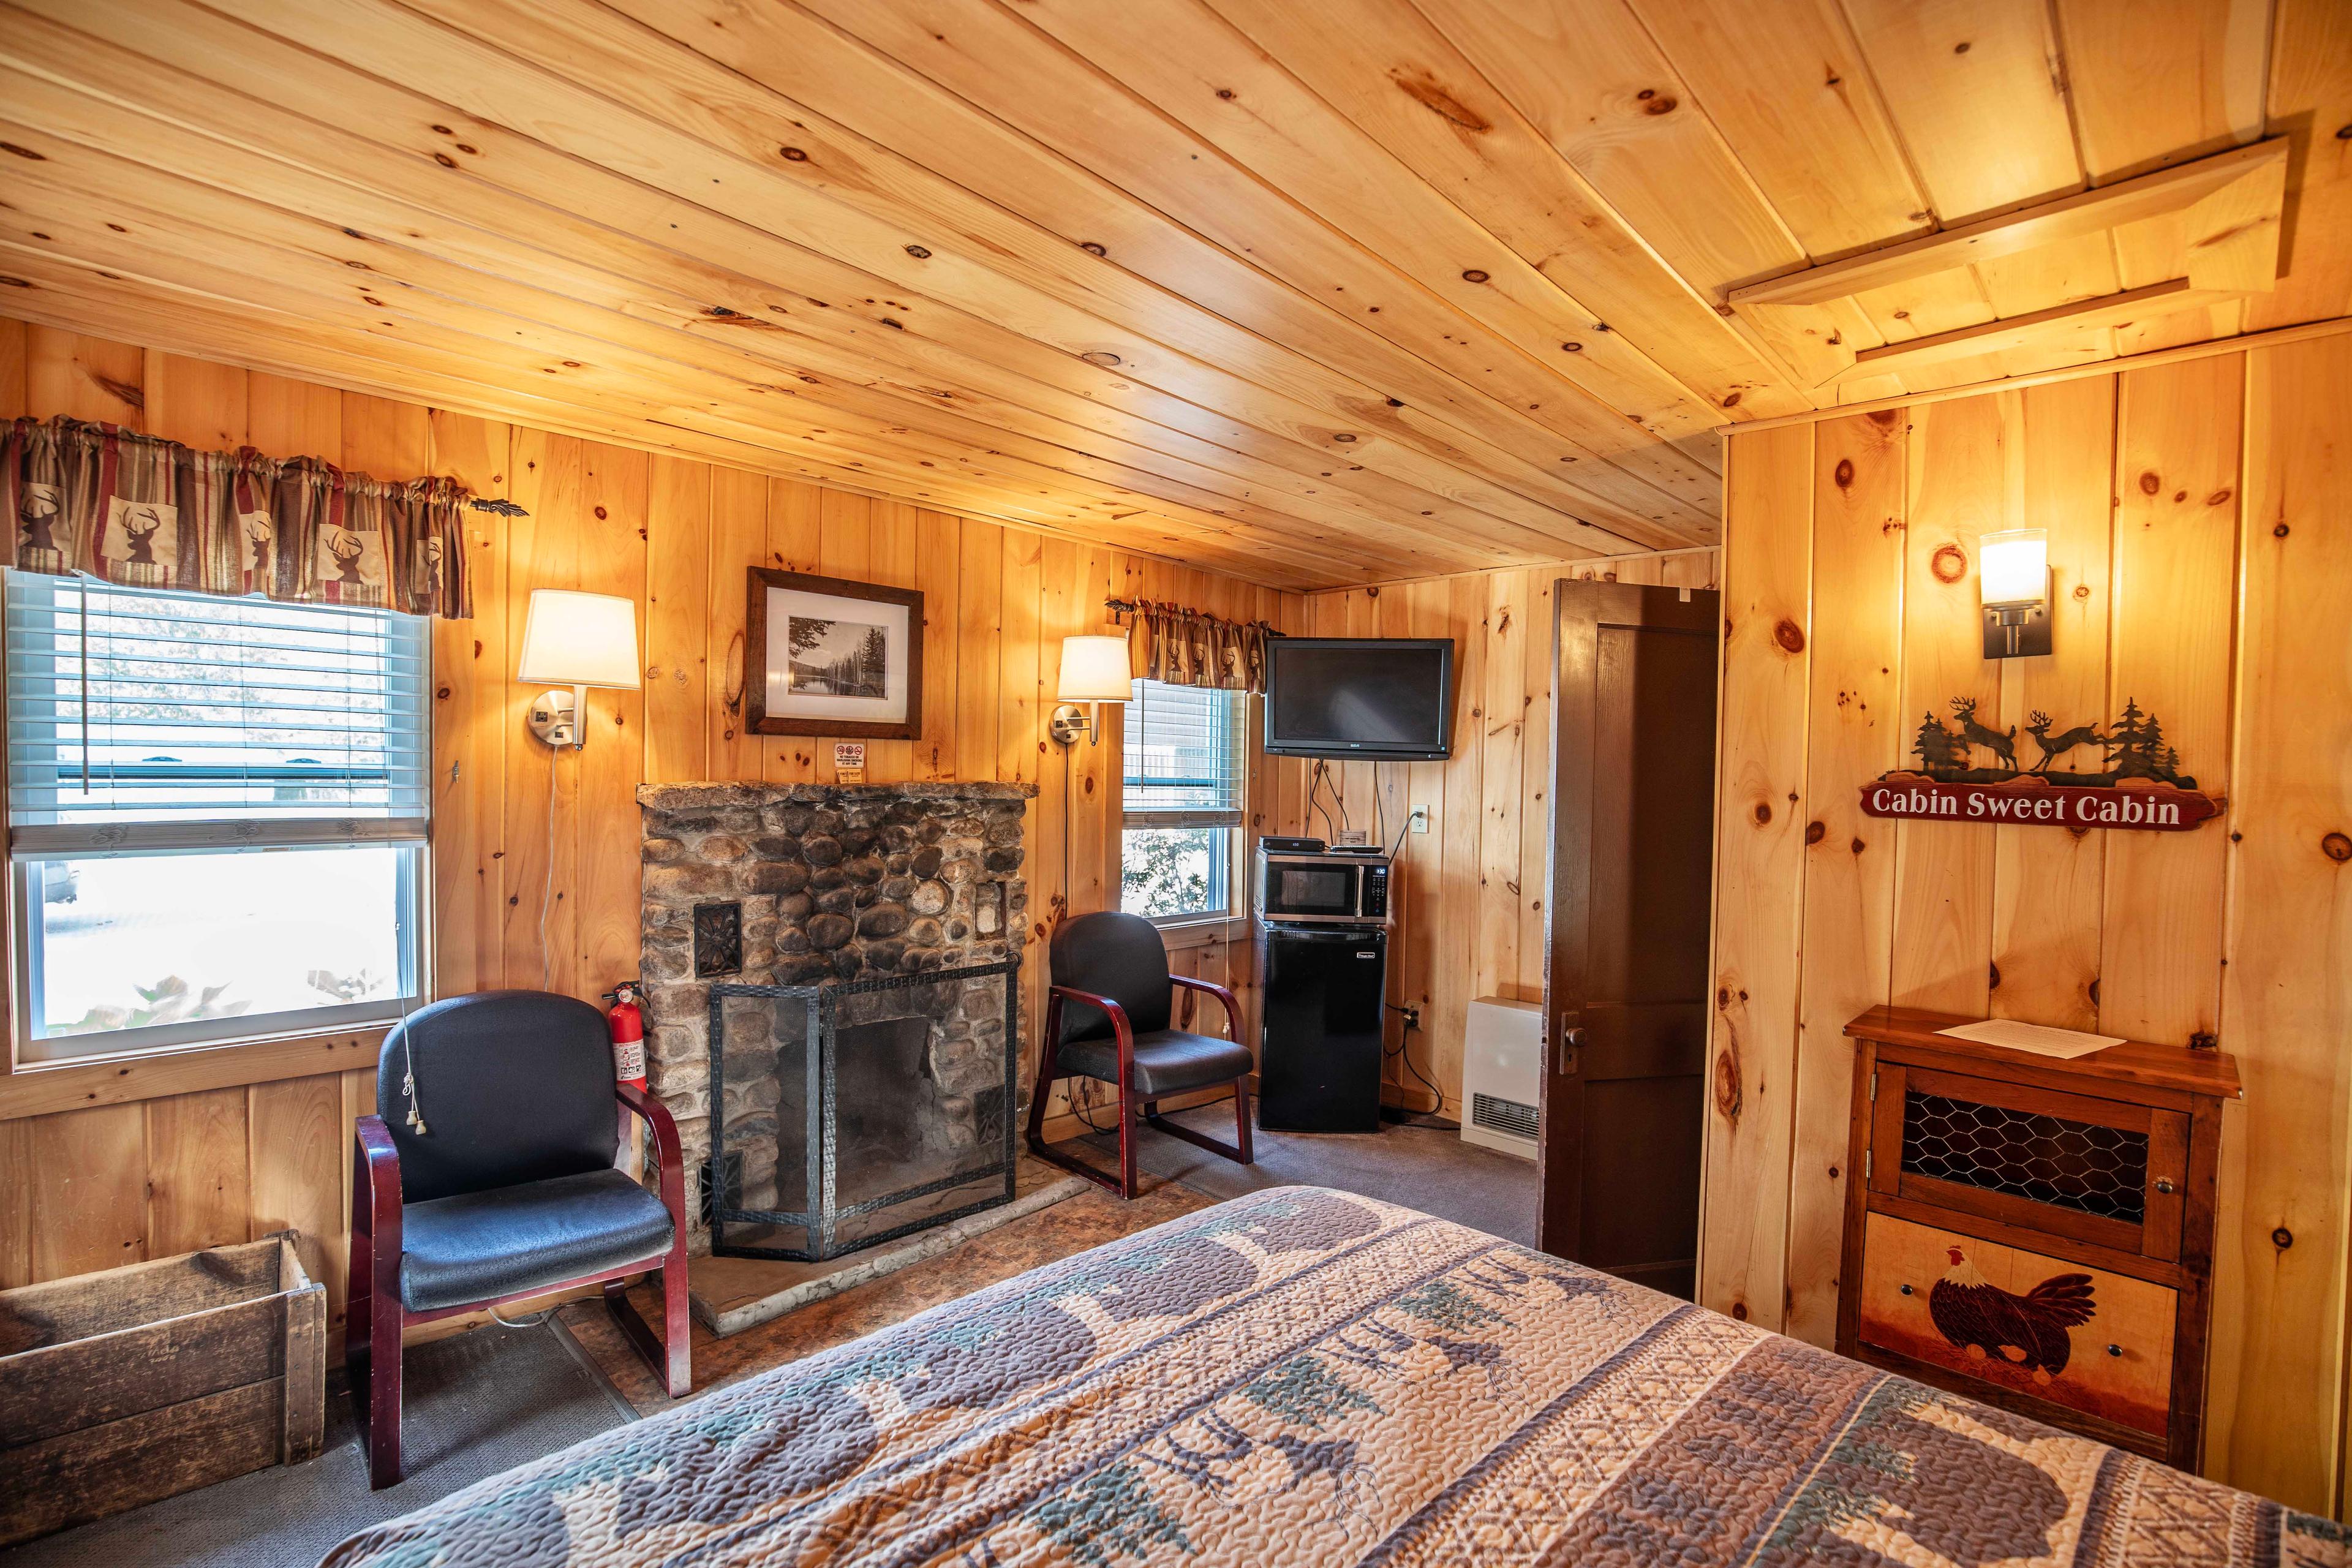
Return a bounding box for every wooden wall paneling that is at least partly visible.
[912,510,963,782]
[1781,410,1907,1348]
[1370,584,1417,1086]
[861,501,921,785]
[426,410,512,995]
[1697,423,1812,1330]
[140,350,246,450]
[998,527,1046,1100]
[1065,545,1115,916]
[572,444,650,1000]
[1713,358,2350,1499]
[1476,572,1527,1003]
[2099,356,2243,1046]
[497,430,574,995]
[0,1118,28,1286]
[143,1088,250,1257]
[1427,573,1487,1117]
[244,371,341,461]
[0,315,28,416]
[644,456,713,785]
[245,1077,344,1332]
[1887,394,2012,1016]
[26,1105,146,1280]
[762,480,825,784]
[1033,538,1078,958]
[1515,573,1556,1000]
[955,518,1003,789]
[2208,336,2352,1512]
[24,326,143,426]
[705,468,768,783]
[1989,378,2117,1028]
[1391,578,1450,1110]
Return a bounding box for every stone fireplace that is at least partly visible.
[636,781,1035,1253]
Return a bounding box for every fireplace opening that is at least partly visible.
[707,957,1020,1262]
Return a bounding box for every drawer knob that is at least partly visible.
[2154,1178,2176,1194]
[2107,1344,2123,1357]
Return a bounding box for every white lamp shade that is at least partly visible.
[517,589,643,688]
[1978,529,2049,606]
[1057,635,1132,703]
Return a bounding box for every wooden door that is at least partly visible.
[1539,580,1719,1296]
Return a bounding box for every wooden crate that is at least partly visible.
[0,1234,327,1547]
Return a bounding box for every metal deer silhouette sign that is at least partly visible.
[1860,696,2222,832]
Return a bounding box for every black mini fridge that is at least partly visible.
[1256,922,1386,1133]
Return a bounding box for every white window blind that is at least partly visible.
[5,573,430,855]
[1122,679,1245,828]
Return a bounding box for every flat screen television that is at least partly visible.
[1264,638,1455,760]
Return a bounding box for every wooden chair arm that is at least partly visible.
[351,1114,403,1324]
[1047,984,1137,1082]
[1170,973,1242,1036]
[617,1081,688,1231]
[353,1114,402,1219]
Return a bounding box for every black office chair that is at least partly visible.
[350,990,688,1489]
[1030,911,1255,1199]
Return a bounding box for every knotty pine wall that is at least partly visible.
[1698,339,2352,1513]
[1297,549,1717,1118]
[0,317,1307,1347]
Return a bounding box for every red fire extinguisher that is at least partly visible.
[606,981,647,1178]
[604,981,647,1091]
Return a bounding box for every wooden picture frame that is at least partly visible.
[745,567,925,741]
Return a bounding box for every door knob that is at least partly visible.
[1556,1023,1586,1076]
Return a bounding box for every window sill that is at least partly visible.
[1,1022,390,1120]
[1152,915,1249,951]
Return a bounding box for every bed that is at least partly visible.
[323,1186,2348,1567]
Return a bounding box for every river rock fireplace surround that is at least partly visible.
[636,780,1035,1261]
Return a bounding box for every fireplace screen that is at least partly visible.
[705,957,1020,1262]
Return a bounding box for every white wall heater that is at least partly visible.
[1461,994,1542,1160]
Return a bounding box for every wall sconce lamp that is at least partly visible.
[1979,529,2052,659]
[1050,634,1131,745]
[518,589,643,748]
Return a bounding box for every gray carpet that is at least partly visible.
[1080,1096,1539,1245]
[4,1320,632,1568]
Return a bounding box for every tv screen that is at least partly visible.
[1264,638,1455,760]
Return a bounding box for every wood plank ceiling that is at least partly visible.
[0,0,2342,589]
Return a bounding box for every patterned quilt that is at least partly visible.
[323,1187,2348,1567]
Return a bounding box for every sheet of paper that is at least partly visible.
[1934,1018,2123,1059]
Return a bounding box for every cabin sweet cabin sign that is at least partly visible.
[1860,696,2222,832]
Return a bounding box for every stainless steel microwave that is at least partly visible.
[1256,846,1392,925]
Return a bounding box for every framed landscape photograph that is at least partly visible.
[746,568,925,740]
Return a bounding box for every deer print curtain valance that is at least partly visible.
[0,416,472,620]
[1115,598,1272,693]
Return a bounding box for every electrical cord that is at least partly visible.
[541,742,558,992]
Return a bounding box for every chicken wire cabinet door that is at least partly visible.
[1858,1213,2176,1441]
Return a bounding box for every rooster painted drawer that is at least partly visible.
[1839,1005,2240,1470]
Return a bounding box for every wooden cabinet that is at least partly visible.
[1838,1006,2239,1469]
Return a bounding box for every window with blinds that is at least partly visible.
[1121,679,1245,827]
[1121,679,1246,921]
[5,574,429,1061]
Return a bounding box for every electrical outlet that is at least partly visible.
[1409,807,1431,834]
[1335,827,1370,847]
